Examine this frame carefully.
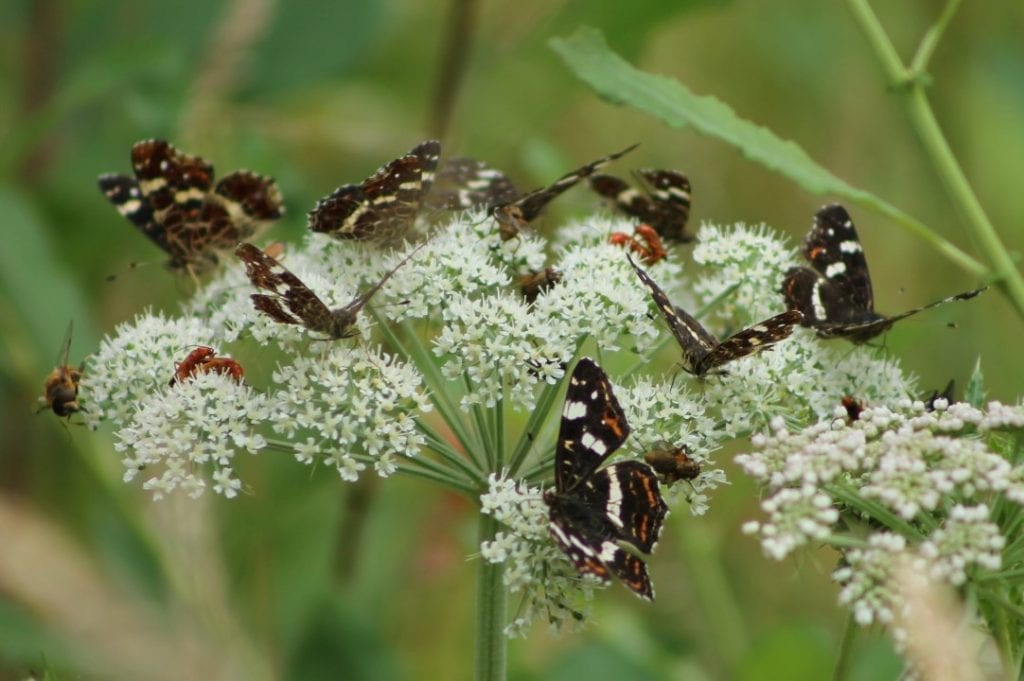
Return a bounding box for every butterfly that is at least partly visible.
[543,358,669,600]
[591,169,693,243]
[781,204,986,342]
[307,140,441,245]
[627,252,802,376]
[98,139,284,273]
[41,322,83,419]
[490,144,638,240]
[236,240,425,340]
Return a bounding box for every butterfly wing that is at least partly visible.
[626,253,716,372]
[501,143,638,222]
[553,358,631,493]
[308,140,441,243]
[693,309,803,375]
[638,169,693,243]
[235,242,334,332]
[426,157,520,210]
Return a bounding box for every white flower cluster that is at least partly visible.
[409,215,666,411]
[116,371,271,500]
[833,532,915,627]
[918,504,1004,586]
[268,345,431,480]
[479,474,600,636]
[80,311,217,429]
[615,379,726,515]
[692,221,797,320]
[739,397,1024,637]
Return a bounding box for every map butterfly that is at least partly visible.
[41,321,83,419]
[591,169,693,243]
[236,240,425,340]
[491,144,638,240]
[628,253,802,377]
[781,204,986,343]
[544,358,669,600]
[98,139,284,273]
[308,140,441,245]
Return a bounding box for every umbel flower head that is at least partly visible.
[739,393,1024,644]
[79,209,927,633]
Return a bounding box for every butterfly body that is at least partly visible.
[591,169,693,243]
[782,204,986,342]
[627,253,801,376]
[98,140,284,273]
[308,141,441,245]
[544,358,668,600]
[236,240,424,340]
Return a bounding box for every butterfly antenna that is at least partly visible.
[352,239,431,309]
[886,286,988,325]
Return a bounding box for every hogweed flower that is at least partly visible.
[79,209,945,640]
[739,384,1024,655]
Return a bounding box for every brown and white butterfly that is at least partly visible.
[236,241,426,340]
[98,139,284,274]
[308,140,441,245]
[628,253,802,377]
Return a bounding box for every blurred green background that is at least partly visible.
[1,0,1020,679]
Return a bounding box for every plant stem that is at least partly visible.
[373,311,486,473]
[474,512,507,681]
[845,0,1024,319]
[909,0,962,75]
[832,613,858,681]
[677,521,749,674]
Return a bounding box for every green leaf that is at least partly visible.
[549,27,988,278]
[551,27,874,200]
[965,357,986,407]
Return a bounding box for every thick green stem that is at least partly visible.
[832,613,859,681]
[474,513,507,681]
[845,0,1024,319]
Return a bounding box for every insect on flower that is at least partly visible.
[169,346,245,386]
[41,322,83,419]
[236,240,427,340]
[590,168,693,243]
[544,358,669,600]
[643,442,701,486]
[519,267,563,304]
[608,224,667,265]
[490,144,638,241]
[782,204,986,342]
[308,140,441,245]
[627,252,802,377]
[98,139,285,275]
